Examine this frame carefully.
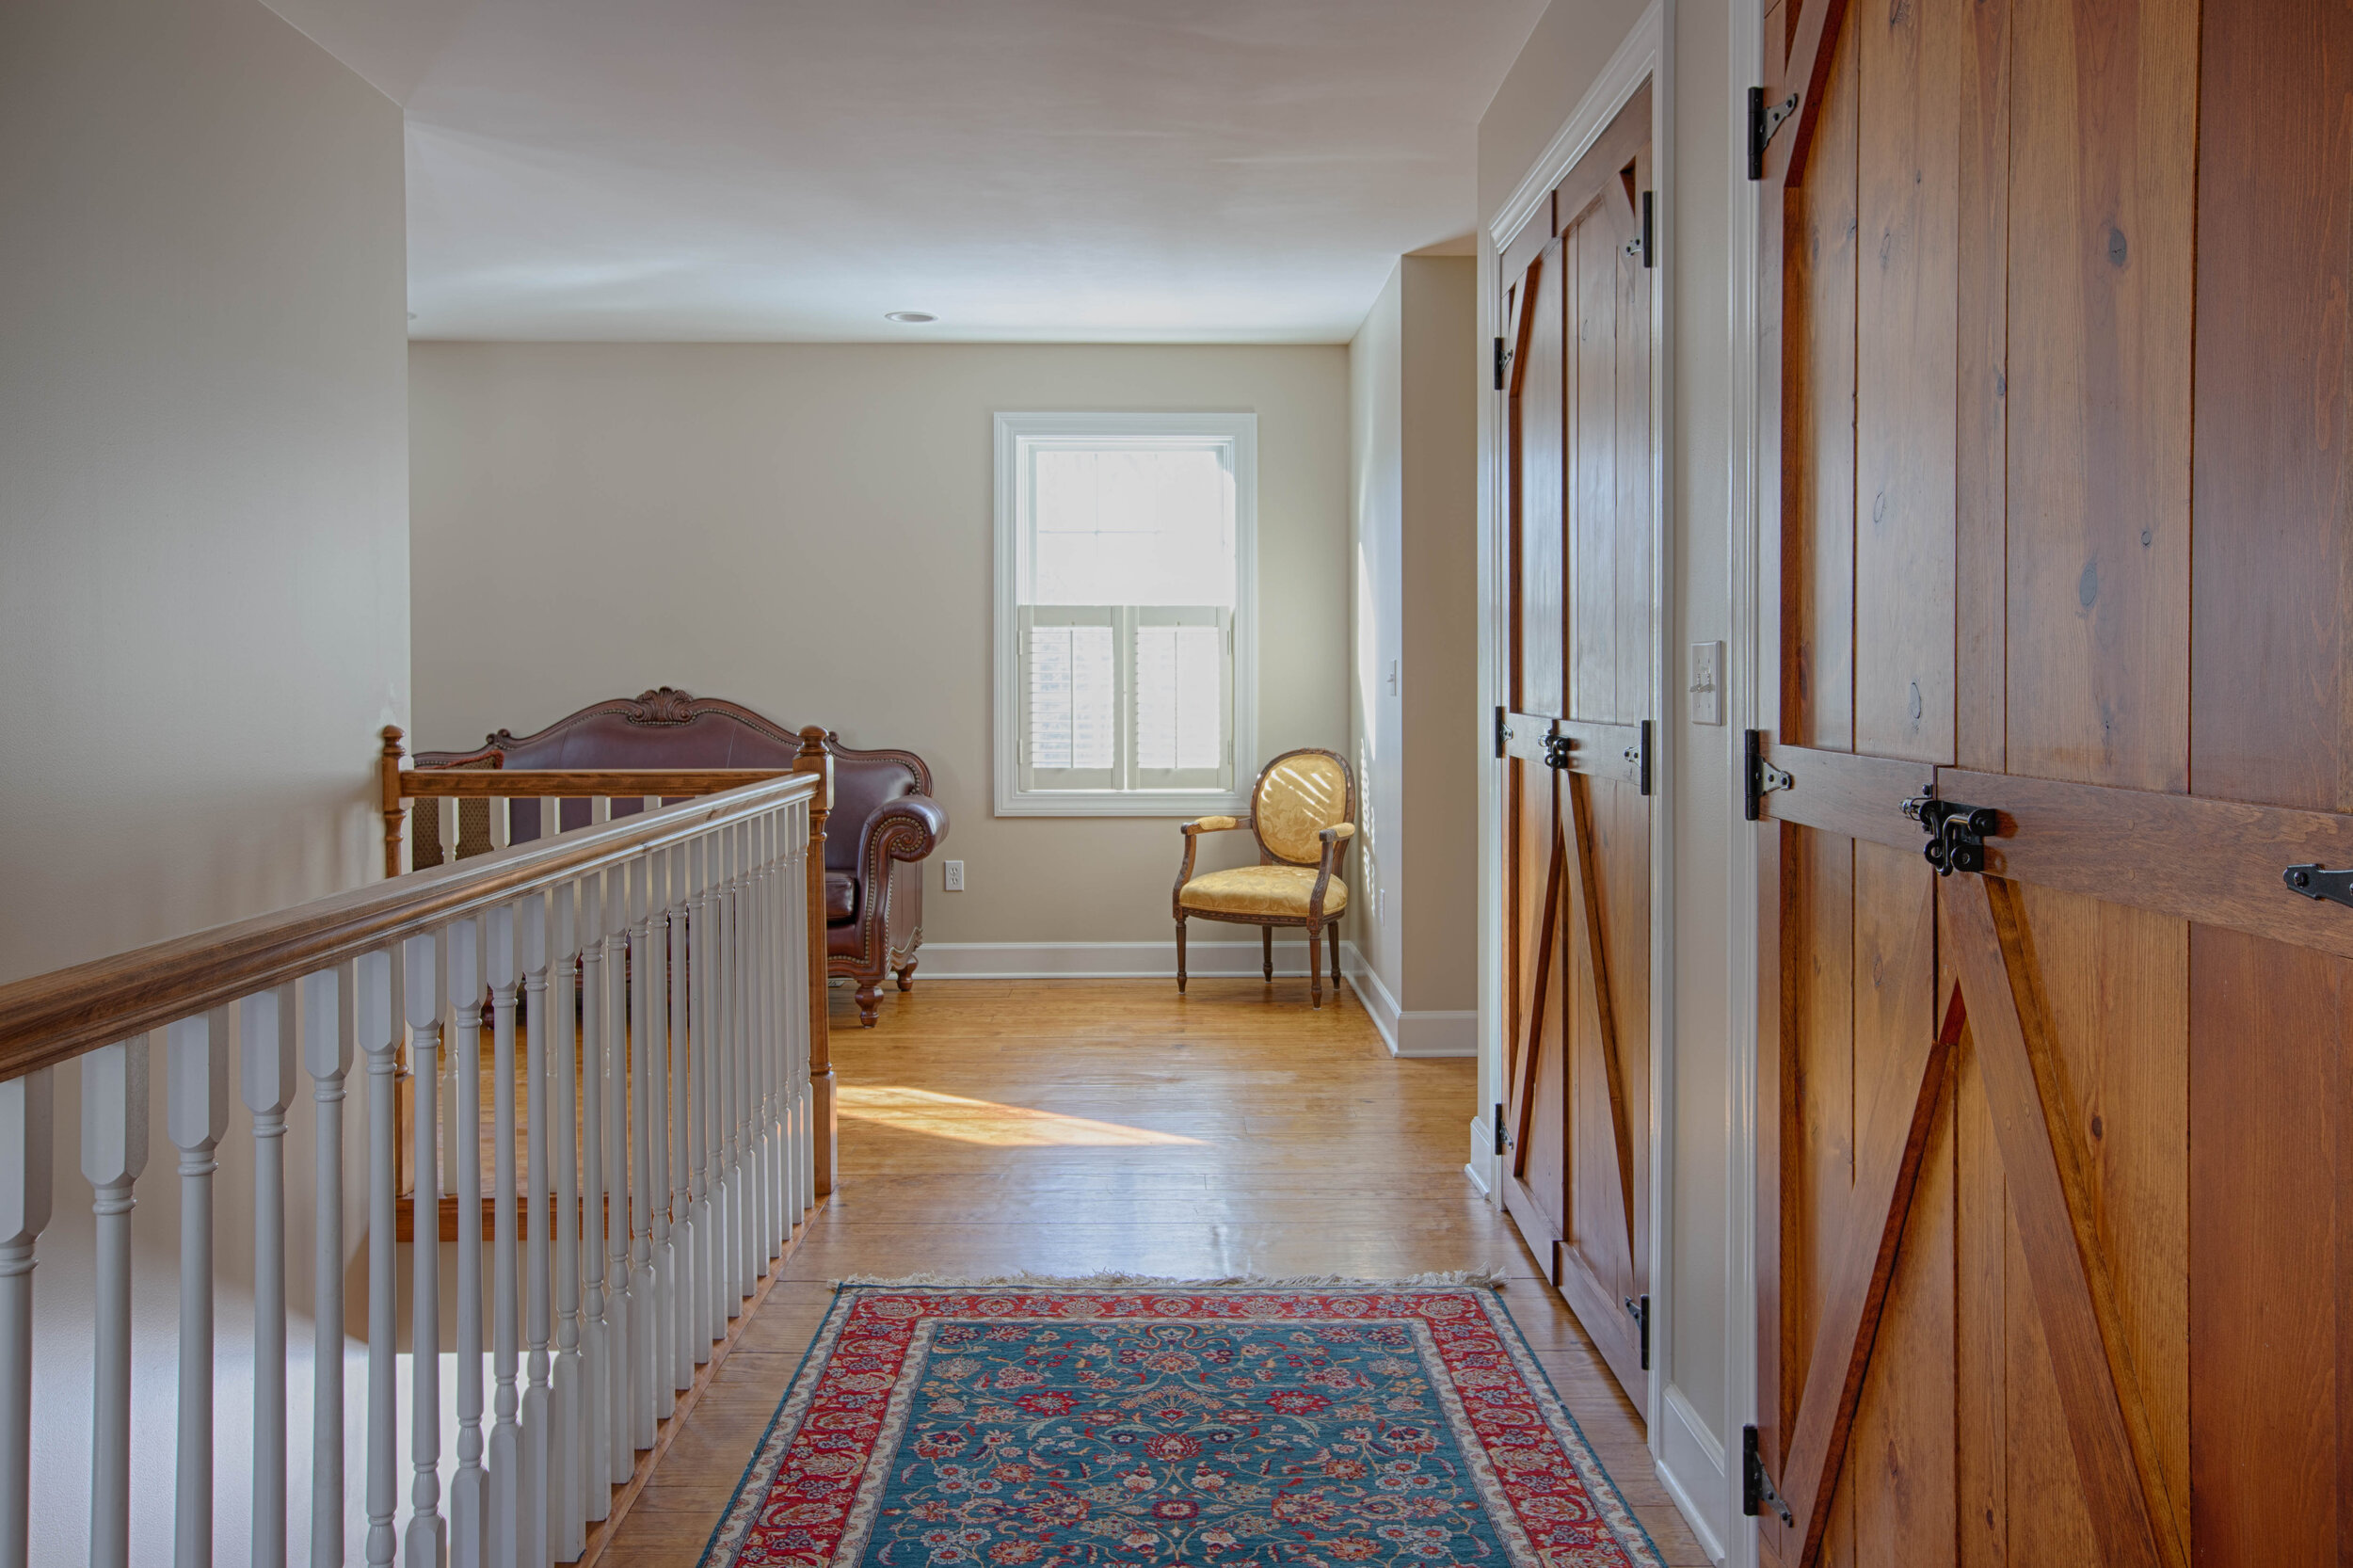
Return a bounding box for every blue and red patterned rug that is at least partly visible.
[701,1277,1666,1567]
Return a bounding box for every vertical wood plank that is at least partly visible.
[2004,0,2196,792]
[1849,840,1952,1568]
[1953,1023,2009,1568]
[2187,927,2347,1566]
[1853,0,1960,765]
[1571,194,1619,727]
[1518,245,1567,721]
[1954,0,2010,775]
[1781,826,1855,1439]
[1782,18,1860,753]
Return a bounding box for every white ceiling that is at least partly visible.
[264,0,1543,343]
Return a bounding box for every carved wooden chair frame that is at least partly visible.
[1171,746,1357,1008]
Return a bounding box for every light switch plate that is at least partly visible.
[1689,642,1725,727]
[942,859,965,891]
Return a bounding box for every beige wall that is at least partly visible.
[0,0,408,1558]
[1347,257,1481,1041]
[1478,0,1746,1550]
[408,342,1351,959]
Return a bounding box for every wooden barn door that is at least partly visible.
[1748,2,2353,1565]
[1499,86,1657,1405]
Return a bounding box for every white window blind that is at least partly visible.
[995,413,1257,815]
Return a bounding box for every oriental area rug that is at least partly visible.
[700,1276,1665,1568]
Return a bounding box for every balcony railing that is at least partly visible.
[0,764,831,1568]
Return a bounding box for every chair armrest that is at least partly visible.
[1174,816,1250,904]
[859,792,950,870]
[1310,822,1356,917]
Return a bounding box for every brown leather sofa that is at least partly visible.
[414,688,947,1026]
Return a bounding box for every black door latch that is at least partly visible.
[1623,1294,1650,1370]
[1902,792,1998,876]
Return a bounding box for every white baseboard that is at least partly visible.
[1657,1384,1730,1564]
[1339,941,1478,1058]
[1465,1114,1497,1196]
[915,939,1330,982]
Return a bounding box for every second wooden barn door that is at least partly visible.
[1748,1,2353,1565]
[1499,86,1657,1406]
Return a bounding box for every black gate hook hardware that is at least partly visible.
[1543,733,1574,771]
[1902,791,1999,877]
[2284,864,2353,911]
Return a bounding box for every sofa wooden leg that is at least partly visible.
[1308,921,1323,1008]
[1176,920,1188,993]
[894,961,918,992]
[1261,927,1273,983]
[855,983,882,1027]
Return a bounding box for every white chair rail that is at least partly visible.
[0,772,828,1568]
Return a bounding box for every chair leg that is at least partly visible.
[1328,924,1342,1005]
[1176,919,1189,994]
[1308,921,1323,1008]
[894,960,918,992]
[1261,927,1274,984]
[855,983,882,1028]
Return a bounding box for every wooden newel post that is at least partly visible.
[792,728,837,1197]
[378,727,408,879]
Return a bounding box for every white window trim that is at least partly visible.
[993,409,1259,817]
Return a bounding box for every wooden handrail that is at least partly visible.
[0,772,820,1082]
[396,768,790,797]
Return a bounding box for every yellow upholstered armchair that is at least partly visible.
[1172,747,1357,1007]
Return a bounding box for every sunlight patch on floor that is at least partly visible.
[837,1084,1204,1147]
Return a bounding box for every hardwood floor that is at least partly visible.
[594,976,1713,1566]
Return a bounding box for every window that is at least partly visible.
[994,411,1257,815]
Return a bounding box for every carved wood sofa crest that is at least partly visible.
[403,688,947,1026]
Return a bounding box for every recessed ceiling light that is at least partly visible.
[884,311,936,324]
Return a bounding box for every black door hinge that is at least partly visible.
[1622,1293,1651,1370]
[1747,86,1801,181]
[1631,719,1655,796]
[1623,190,1656,267]
[1743,729,1792,823]
[2285,863,2353,909]
[1742,1425,1795,1525]
[1901,791,1997,876]
[1494,335,1510,392]
[1493,1102,1509,1158]
[1494,706,1512,760]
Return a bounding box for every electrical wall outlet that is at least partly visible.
[942,859,965,891]
[1689,641,1725,726]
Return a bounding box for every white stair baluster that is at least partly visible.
[82,1038,149,1568]
[0,1066,53,1568]
[730,824,754,1303]
[577,873,610,1524]
[641,849,675,1412]
[626,855,655,1450]
[517,895,552,1568]
[793,808,814,1225]
[690,834,716,1356]
[748,816,773,1270]
[242,984,297,1568]
[448,920,487,1568]
[664,846,693,1394]
[357,952,397,1568]
[600,868,632,1482]
[712,828,736,1319]
[549,883,588,1554]
[168,1007,230,1568]
[404,934,447,1568]
[486,906,523,1567]
[769,810,790,1255]
[300,966,353,1568]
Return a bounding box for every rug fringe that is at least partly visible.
[831,1270,1510,1290]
